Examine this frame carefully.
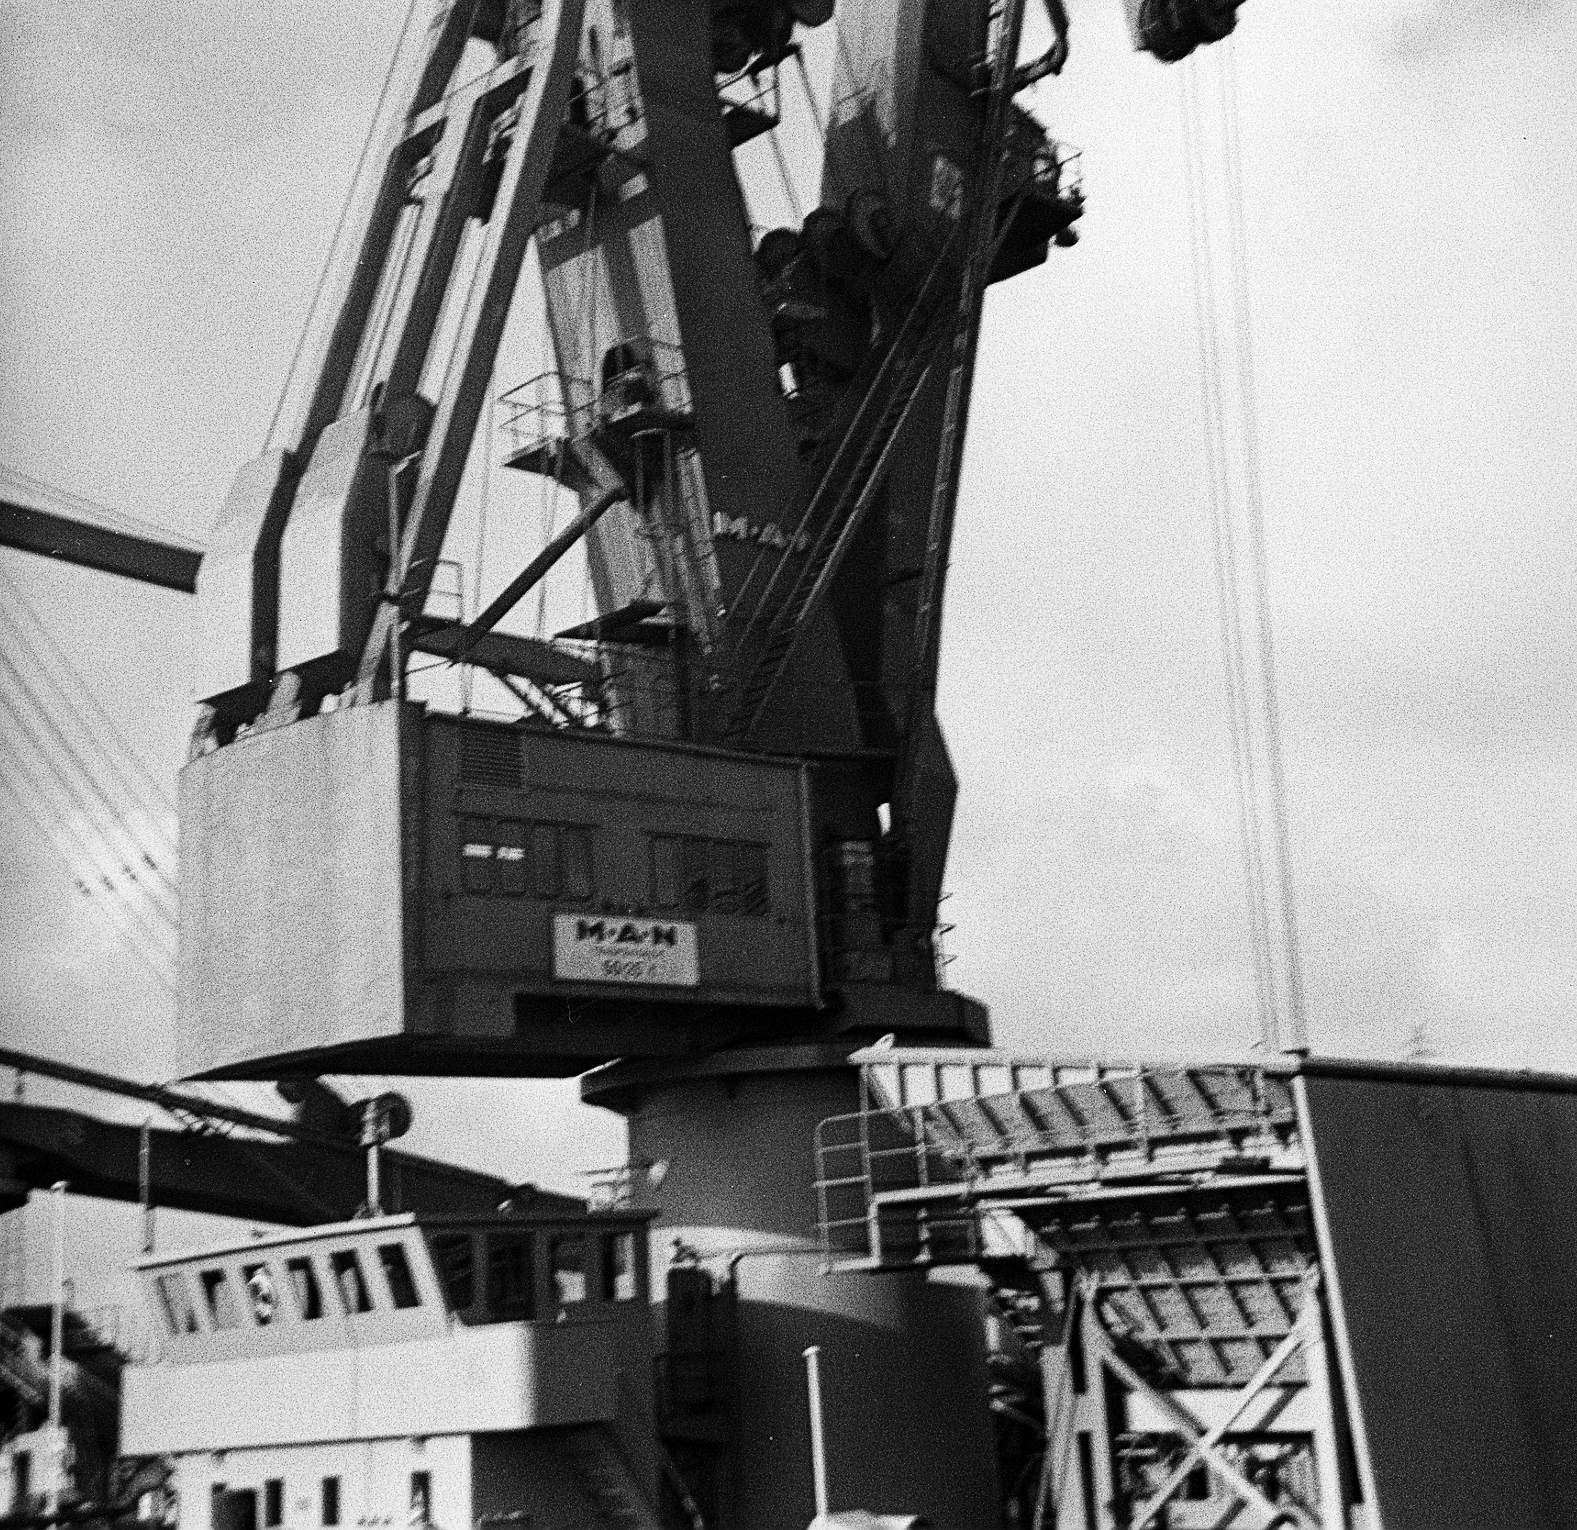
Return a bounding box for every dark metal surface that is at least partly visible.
[0,1101,514,1225]
[0,499,201,594]
[1301,1073,1577,1527]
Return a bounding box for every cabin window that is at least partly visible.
[242,1263,279,1325]
[709,840,738,913]
[286,1257,323,1320]
[213,1488,256,1530]
[457,818,595,901]
[649,835,769,915]
[409,1473,432,1527]
[739,843,768,914]
[602,1232,637,1301]
[551,1234,587,1305]
[562,826,594,901]
[681,836,709,912]
[531,824,561,896]
[460,817,494,893]
[320,1477,340,1528]
[155,1273,199,1335]
[264,1480,284,1529]
[487,1232,535,1320]
[432,1234,475,1310]
[200,1268,240,1329]
[495,820,528,895]
[651,835,679,908]
[378,1243,422,1309]
[330,1250,373,1315]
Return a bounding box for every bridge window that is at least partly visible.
[602,1232,637,1301]
[432,1234,475,1311]
[378,1243,422,1309]
[200,1268,240,1329]
[242,1262,280,1325]
[409,1473,432,1528]
[264,1481,284,1529]
[487,1232,536,1320]
[320,1477,340,1528]
[649,835,768,916]
[330,1250,373,1315]
[286,1257,323,1320]
[551,1234,587,1305]
[155,1273,199,1335]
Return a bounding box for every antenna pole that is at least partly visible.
[803,1344,830,1522]
[361,1098,386,1217]
[46,1180,67,1527]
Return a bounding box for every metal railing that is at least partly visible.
[815,1063,1303,1269]
[499,371,596,470]
[596,337,693,429]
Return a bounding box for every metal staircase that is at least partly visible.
[557,1424,663,1530]
[721,244,961,742]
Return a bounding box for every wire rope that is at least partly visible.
[766,125,805,227]
[0,464,203,553]
[265,0,426,451]
[792,46,826,143]
[1216,40,1306,1042]
[0,659,180,933]
[0,566,178,822]
[1179,63,1275,1044]
[1178,50,1305,1052]
[0,632,179,893]
[0,640,179,913]
[0,738,178,991]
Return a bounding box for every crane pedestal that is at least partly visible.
[585,1044,1001,1530]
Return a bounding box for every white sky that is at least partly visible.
[1,0,1574,1307]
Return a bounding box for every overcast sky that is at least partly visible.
[1,0,1575,1307]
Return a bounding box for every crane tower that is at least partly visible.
[176,0,1086,1521]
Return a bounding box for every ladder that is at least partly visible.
[894,0,1029,811]
[721,239,961,741]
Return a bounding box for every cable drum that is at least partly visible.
[1138,0,1245,62]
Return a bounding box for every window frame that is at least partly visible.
[377,1242,423,1310]
[199,1267,241,1330]
[329,1249,374,1316]
[286,1256,325,1321]
[550,1232,588,1307]
[601,1230,638,1302]
[485,1230,537,1321]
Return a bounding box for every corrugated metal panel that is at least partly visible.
[1301,1074,1577,1528]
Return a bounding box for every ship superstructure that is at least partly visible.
[121,1208,664,1530]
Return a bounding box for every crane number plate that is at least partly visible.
[552,914,701,987]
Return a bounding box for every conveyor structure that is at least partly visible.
[815,1045,1577,1529]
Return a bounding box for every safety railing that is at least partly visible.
[716,61,782,148]
[499,371,595,473]
[815,1062,1304,1270]
[596,336,693,431]
[1004,139,1083,208]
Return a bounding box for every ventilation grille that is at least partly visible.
[459,724,523,788]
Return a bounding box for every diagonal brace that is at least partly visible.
[1083,1273,1321,1530]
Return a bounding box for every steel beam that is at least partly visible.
[0,499,201,594]
[0,1102,511,1225]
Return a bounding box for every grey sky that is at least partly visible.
[1,0,1574,1305]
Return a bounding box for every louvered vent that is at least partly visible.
[459,724,523,788]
